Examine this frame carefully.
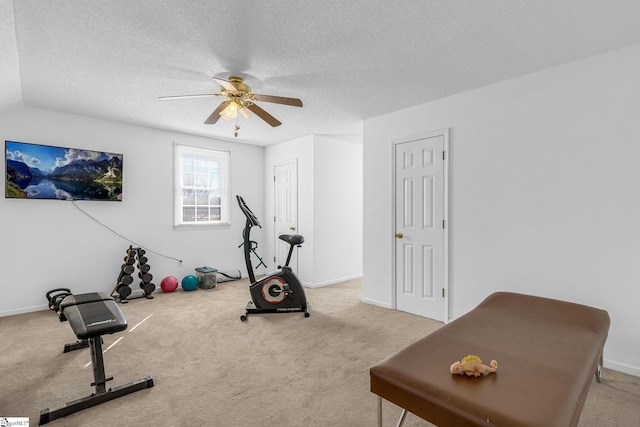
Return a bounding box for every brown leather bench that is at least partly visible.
[370,292,610,427]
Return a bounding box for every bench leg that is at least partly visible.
[595,351,604,383]
[376,395,408,427]
[39,336,154,425]
[396,409,407,427]
[63,339,89,353]
[38,376,154,425]
[90,337,109,393]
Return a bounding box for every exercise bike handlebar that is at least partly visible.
[236,195,261,228]
[237,195,261,284]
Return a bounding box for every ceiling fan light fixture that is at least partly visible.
[240,106,253,120]
[219,101,239,120]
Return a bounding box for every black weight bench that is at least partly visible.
[39,292,154,425]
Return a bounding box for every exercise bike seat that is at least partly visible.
[279,234,304,245]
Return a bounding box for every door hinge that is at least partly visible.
[442,219,446,229]
[442,288,445,298]
[442,151,446,160]
[274,216,276,222]
[273,175,276,182]
[274,257,276,262]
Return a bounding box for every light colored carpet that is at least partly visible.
[1,278,638,426]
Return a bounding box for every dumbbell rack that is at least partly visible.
[112,246,155,303]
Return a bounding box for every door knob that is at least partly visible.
[290,226,296,231]
[395,232,403,239]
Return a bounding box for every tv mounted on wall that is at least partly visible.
[5,140,123,201]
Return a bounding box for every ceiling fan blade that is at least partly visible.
[212,77,239,93]
[247,103,282,127]
[204,101,230,125]
[253,94,303,107]
[159,94,218,100]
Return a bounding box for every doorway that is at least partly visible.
[273,159,298,272]
[393,129,449,321]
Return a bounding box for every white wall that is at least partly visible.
[363,43,640,376]
[312,136,363,286]
[265,135,363,287]
[1,106,265,315]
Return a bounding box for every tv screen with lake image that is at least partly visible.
[5,140,123,201]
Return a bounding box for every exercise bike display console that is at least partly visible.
[237,195,310,321]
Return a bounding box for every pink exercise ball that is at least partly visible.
[160,276,179,292]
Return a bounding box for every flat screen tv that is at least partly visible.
[5,140,123,201]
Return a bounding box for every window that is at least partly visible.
[174,143,229,227]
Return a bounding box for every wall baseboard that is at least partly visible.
[0,303,48,317]
[302,273,363,288]
[604,359,640,378]
[360,297,393,310]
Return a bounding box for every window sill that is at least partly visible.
[173,222,231,231]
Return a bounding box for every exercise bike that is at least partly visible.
[237,195,310,321]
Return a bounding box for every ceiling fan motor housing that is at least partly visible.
[226,76,250,93]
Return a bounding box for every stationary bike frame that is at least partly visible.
[237,195,310,321]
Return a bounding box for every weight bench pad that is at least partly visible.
[61,294,127,339]
[59,291,111,310]
[370,292,610,427]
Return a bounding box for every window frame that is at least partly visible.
[173,143,230,229]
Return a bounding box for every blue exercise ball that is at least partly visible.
[181,275,198,291]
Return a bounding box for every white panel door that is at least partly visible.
[274,160,298,271]
[394,131,447,321]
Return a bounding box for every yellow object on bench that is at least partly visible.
[370,292,610,427]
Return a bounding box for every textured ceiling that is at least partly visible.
[3,0,640,146]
